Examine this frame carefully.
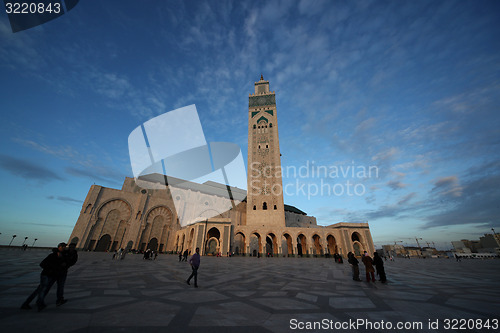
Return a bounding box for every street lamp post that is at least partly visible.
[8,234,17,246]
[31,238,38,247]
[22,236,28,246]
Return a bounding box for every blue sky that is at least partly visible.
[1,0,499,249]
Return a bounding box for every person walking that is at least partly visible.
[21,242,66,311]
[361,251,376,282]
[347,252,362,281]
[186,247,200,288]
[373,252,387,283]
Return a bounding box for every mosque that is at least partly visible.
[68,77,375,257]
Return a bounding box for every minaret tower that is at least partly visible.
[246,75,286,227]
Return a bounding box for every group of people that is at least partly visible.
[112,248,127,260]
[21,242,78,312]
[20,242,386,311]
[179,249,190,262]
[143,249,158,260]
[348,251,386,283]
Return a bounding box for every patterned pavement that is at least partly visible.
[0,248,499,332]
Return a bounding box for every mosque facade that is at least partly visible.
[68,77,375,257]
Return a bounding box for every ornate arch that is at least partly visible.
[145,205,173,225]
[141,206,173,252]
[353,241,364,256]
[87,199,132,251]
[234,231,246,255]
[351,231,363,243]
[96,199,132,222]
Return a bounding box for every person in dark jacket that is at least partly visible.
[347,252,362,281]
[186,247,201,288]
[21,243,66,311]
[46,242,78,306]
[373,252,387,283]
[361,251,376,282]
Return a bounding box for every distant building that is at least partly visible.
[452,234,500,255]
[479,234,500,250]
[382,244,406,257]
[405,247,422,257]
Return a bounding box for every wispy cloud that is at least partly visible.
[47,195,83,204]
[0,155,64,182]
[424,163,500,229]
[13,138,126,184]
[65,166,123,184]
[387,180,408,191]
[19,222,74,228]
[432,176,463,198]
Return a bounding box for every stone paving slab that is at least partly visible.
[0,249,499,332]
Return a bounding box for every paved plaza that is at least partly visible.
[0,248,499,332]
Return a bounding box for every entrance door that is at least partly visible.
[207,239,217,255]
[95,234,112,252]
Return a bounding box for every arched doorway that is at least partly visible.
[250,233,262,256]
[312,234,322,255]
[95,234,112,252]
[181,234,186,251]
[282,233,293,256]
[352,232,362,243]
[148,237,158,251]
[266,233,278,256]
[327,235,337,255]
[187,228,195,253]
[234,232,245,255]
[297,234,307,256]
[205,227,220,255]
[206,239,218,255]
[353,242,362,256]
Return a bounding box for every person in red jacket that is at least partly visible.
[361,251,376,282]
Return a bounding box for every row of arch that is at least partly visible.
[232,230,366,257]
[253,202,277,210]
[253,123,273,129]
[175,226,367,257]
[175,226,226,256]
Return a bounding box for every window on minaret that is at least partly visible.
[253,205,256,210]
[274,205,277,210]
[270,123,272,128]
[263,202,267,210]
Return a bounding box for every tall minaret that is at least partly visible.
[246,75,286,227]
